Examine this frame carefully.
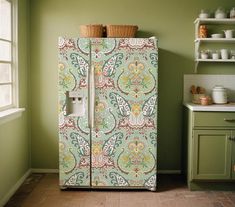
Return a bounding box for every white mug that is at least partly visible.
[212,52,220,60]
[221,49,228,59]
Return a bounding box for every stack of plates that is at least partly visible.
[211,34,224,38]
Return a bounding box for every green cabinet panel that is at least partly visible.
[232,134,235,180]
[192,130,232,180]
[193,112,235,128]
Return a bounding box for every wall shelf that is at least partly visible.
[196,59,235,62]
[194,18,235,72]
[195,38,235,43]
[194,18,235,25]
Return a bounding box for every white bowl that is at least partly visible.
[215,13,227,19]
[211,33,224,38]
[201,53,208,59]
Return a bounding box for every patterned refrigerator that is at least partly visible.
[58,37,158,191]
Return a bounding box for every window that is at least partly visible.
[0,0,17,111]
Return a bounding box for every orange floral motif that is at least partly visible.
[118,58,155,98]
[118,138,155,177]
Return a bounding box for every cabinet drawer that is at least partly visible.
[194,112,235,127]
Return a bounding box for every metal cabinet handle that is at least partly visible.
[91,65,95,129]
[88,65,95,129]
[228,136,235,141]
[88,71,91,129]
[224,118,235,122]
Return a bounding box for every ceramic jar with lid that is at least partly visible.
[199,9,210,18]
[212,85,228,104]
[215,7,226,19]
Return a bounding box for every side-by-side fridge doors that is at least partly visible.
[58,37,158,190]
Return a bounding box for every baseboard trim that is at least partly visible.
[31,168,59,173]
[158,170,181,174]
[0,169,31,207]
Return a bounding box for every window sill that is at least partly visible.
[0,108,25,125]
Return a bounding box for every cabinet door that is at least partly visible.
[192,130,232,180]
[232,131,235,180]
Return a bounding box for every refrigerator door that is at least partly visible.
[90,38,158,190]
[58,37,91,187]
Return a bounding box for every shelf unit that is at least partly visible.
[194,18,235,72]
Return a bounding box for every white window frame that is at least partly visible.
[0,0,24,124]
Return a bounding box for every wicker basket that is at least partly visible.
[80,24,104,38]
[106,25,138,38]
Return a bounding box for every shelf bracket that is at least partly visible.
[194,61,199,73]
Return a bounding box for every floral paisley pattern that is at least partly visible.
[64,172,85,186]
[59,37,158,190]
[109,92,157,134]
[93,53,123,89]
[92,133,123,168]
[94,97,116,136]
[59,37,90,187]
[59,142,76,174]
[117,138,155,177]
[144,174,157,190]
[118,58,156,98]
[110,172,129,186]
[118,38,155,50]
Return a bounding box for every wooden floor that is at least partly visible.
[4,173,235,207]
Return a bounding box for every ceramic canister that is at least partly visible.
[221,49,229,59]
[212,85,228,104]
[212,51,220,60]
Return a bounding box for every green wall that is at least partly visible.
[30,0,235,170]
[0,0,30,203]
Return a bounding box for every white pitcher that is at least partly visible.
[223,30,234,38]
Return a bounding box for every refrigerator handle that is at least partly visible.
[88,65,95,129]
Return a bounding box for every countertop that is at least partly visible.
[183,102,235,112]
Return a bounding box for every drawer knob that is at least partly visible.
[224,118,235,122]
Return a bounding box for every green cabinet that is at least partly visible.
[193,130,232,180]
[232,139,235,180]
[183,108,235,190]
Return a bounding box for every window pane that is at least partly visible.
[0,63,11,83]
[0,40,11,61]
[0,84,12,107]
[0,0,11,40]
